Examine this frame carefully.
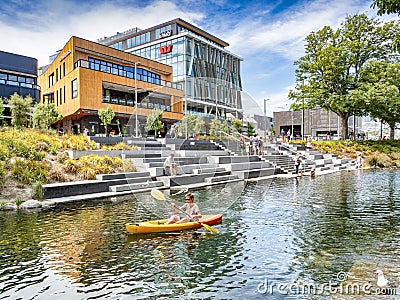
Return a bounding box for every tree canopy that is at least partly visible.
[177,114,205,137]
[9,93,33,128]
[289,14,399,139]
[32,103,63,130]
[353,61,400,139]
[372,0,400,15]
[209,118,229,138]
[0,98,4,125]
[145,109,163,136]
[98,105,115,135]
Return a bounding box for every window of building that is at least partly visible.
[71,79,77,98]
[8,74,17,82]
[49,73,54,87]
[110,41,123,50]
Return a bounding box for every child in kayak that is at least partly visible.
[166,192,202,224]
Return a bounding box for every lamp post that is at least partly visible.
[301,101,305,140]
[264,98,269,139]
[215,82,221,119]
[291,110,294,138]
[134,62,140,138]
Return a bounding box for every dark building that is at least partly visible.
[274,107,362,139]
[0,50,39,123]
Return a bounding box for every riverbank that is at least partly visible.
[1,127,399,209]
[0,128,137,207]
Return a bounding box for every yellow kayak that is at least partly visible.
[125,214,222,234]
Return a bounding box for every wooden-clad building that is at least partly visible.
[38,36,184,135]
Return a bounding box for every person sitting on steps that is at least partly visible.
[165,193,202,224]
[163,152,178,176]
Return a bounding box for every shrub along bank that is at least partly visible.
[0,128,137,205]
[303,139,400,168]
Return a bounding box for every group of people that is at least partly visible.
[280,129,292,142]
[240,135,264,156]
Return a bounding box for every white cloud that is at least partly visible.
[223,0,376,60]
[0,0,204,66]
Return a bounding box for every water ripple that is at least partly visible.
[1,170,400,298]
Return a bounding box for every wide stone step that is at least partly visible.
[232,167,276,179]
[123,153,162,159]
[96,171,150,181]
[109,181,163,192]
[208,155,260,164]
[193,167,226,174]
[204,175,238,183]
[225,161,272,172]
[167,171,231,187]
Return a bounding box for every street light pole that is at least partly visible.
[134,62,140,138]
[291,110,294,138]
[215,81,221,119]
[264,99,269,139]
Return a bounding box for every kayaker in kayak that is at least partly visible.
[165,192,202,224]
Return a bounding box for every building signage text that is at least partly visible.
[159,30,172,39]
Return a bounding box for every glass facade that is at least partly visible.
[99,19,243,119]
[130,35,242,118]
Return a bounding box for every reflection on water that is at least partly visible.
[1,170,400,299]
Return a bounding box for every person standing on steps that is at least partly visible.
[258,137,263,156]
[294,153,303,175]
[281,129,286,143]
[240,135,245,155]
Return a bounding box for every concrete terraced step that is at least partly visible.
[204,174,239,183]
[109,181,163,192]
[192,167,226,174]
[232,167,276,179]
[96,171,150,181]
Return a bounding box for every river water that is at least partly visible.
[1,169,400,299]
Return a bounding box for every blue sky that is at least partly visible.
[0,0,394,116]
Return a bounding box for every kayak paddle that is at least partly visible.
[150,188,219,234]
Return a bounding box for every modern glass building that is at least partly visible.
[98,18,243,123]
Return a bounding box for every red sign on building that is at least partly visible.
[160,44,173,54]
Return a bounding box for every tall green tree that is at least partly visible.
[289,14,399,139]
[32,103,63,130]
[353,61,400,139]
[178,114,205,137]
[209,118,229,138]
[372,0,400,15]
[98,105,115,136]
[232,118,243,134]
[9,93,32,128]
[247,122,255,137]
[145,109,163,137]
[0,98,4,125]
